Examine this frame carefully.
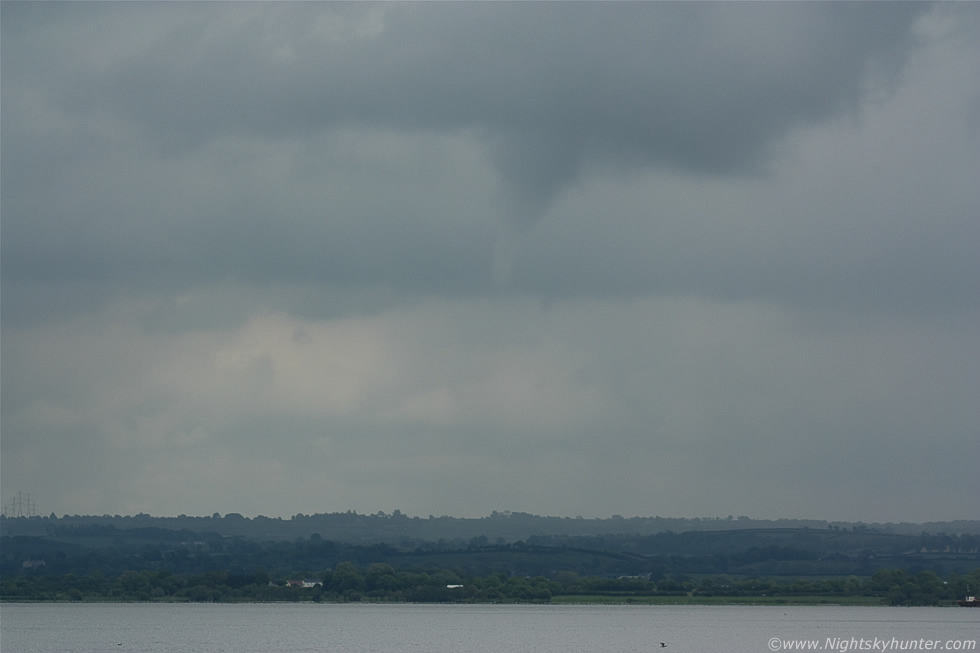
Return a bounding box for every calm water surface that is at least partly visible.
[1,603,976,653]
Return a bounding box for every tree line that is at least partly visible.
[4,525,979,583]
[3,563,978,607]
[4,517,979,607]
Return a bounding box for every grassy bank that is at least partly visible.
[551,594,888,606]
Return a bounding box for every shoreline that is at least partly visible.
[7,597,965,607]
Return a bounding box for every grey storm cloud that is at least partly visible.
[2,1,956,316]
[2,2,978,521]
[6,3,924,204]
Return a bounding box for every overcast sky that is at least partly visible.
[2,2,978,523]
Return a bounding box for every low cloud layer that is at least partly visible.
[2,2,978,522]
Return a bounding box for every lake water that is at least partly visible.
[0,603,976,653]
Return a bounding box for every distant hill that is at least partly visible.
[2,512,978,581]
[3,510,979,543]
